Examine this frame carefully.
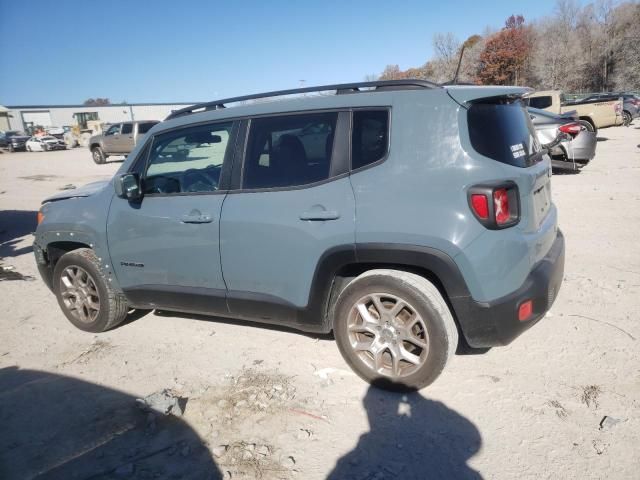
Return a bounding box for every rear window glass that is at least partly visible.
[528,96,552,109]
[467,100,541,168]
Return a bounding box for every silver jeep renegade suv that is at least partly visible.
[34,80,564,390]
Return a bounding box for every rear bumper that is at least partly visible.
[452,230,565,348]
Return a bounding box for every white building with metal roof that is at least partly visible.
[4,102,198,133]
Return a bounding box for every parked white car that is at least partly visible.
[26,136,67,152]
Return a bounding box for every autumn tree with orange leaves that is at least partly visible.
[477,15,533,85]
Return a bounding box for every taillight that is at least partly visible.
[558,122,582,136]
[37,210,45,225]
[471,194,489,219]
[493,188,510,225]
[468,182,520,229]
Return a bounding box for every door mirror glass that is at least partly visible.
[114,173,142,200]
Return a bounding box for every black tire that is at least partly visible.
[8,144,14,152]
[622,111,632,127]
[333,269,458,391]
[27,145,32,152]
[52,248,128,332]
[91,146,106,164]
[578,119,596,134]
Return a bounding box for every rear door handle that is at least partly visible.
[181,213,213,224]
[299,210,340,221]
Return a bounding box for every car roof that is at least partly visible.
[156,80,530,136]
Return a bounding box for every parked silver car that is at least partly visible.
[528,107,596,171]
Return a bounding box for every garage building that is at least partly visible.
[4,102,197,133]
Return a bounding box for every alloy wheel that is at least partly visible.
[346,293,429,378]
[59,265,101,323]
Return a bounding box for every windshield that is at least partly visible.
[41,136,57,141]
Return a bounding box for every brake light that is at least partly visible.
[558,123,582,136]
[37,210,45,225]
[468,183,520,229]
[471,194,489,219]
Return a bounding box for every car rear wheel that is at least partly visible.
[578,119,596,134]
[8,144,14,152]
[622,111,632,127]
[27,145,32,152]
[92,146,106,164]
[43,144,49,152]
[53,248,128,332]
[333,269,458,391]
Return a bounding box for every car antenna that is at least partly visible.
[451,45,466,85]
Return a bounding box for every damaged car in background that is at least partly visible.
[529,107,596,172]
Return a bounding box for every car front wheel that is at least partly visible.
[53,248,128,332]
[333,269,458,391]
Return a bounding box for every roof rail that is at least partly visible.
[165,79,440,120]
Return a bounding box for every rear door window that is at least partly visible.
[121,123,133,134]
[351,110,389,170]
[467,100,541,168]
[138,122,157,134]
[243,112,337,189]
[528,96,552,109]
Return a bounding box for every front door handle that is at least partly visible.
[299,210,340,221]
[181,211,213,223]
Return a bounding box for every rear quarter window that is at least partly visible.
[467,100,541,168]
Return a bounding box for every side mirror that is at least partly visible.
[114,173,142,201]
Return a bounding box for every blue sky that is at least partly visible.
[1,0,572,105]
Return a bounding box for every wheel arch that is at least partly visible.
[35,240,92,291]
[309,244,471,333]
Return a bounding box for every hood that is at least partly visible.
[9,136,29,142]
[43,180,110,203]
[445,85,533,106]
[42,138,63,143]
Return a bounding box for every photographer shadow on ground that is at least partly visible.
[0,367,221,480]
[328,382,483,480]
[0,210,38,258]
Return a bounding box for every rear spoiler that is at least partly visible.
[445,86,533,107]
[558,110,578,120]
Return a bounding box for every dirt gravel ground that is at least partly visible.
[1,124,639,480]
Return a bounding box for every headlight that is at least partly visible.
[37,208,45,225]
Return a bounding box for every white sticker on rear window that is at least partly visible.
[510,143,525,158]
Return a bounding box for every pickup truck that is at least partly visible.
[89,120,158,164]
[526,90,623,131]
